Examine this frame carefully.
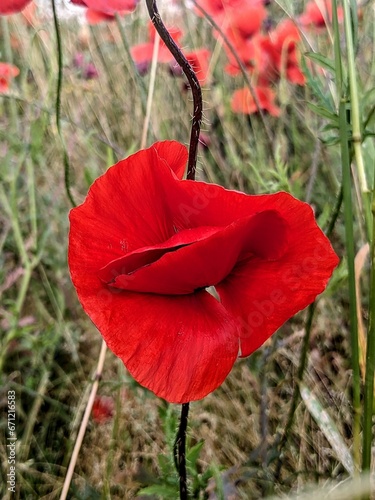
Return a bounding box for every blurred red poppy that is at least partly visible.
[92,395,114,423]
[229,21,305,86]
[71,0,138,14]
[85,8,116,24]
[0,62,19,93]
[69,141,338,403]
[299,0,344,28]
[269,20,305,85]
[195,0,266,24]
[218,4,266,72]
[131,23,183,68]
[0,0,32,15]
[219,3,267,42]
[231,85,280,116]
[185,49,211,85]
[70,0,138,23]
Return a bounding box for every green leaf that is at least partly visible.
[349,0,358,52]
[157,453,174,477]
[301,56,336,110]
[306,102,339,123]
[305,52,336,72]
[186,440,205,469]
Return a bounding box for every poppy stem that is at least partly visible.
[173,402,190,499]
[145,0,202,180]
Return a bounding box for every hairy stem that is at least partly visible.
[173,403,190,500]
[145,0,202,180]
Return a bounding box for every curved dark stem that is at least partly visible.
[173,403,190,500]
[145,0,202,180]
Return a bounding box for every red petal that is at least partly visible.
[231,86,281,116]
[112,292,239,402]
[69,236,239,402]
[150,179,338,356]
[226,4,267,39]
[153,140,187,179]
[99,210,288,295]
[83,0,138,15]
[69,142,186,270]
[215,196,339,356]
[0,63,20,78]
[86,8,115,23]
[130,43,154,64]
[0,0,32,14]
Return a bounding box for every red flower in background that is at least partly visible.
[69,142,338,403]
[185,49,211,85]
[195,0,266,24]
[299,0,344,28]
[218,4,267,72]
[221,3,267,40]
[81,0,138,14]
[222,18,305,86]
[92,395,114,423]
[70,0,138,24]
[0,0,32,15]
[0,62,19,93]
[264,20,306,85]
[85,8,117,24]
[231,85,280,116]
[131,23,183,69]
[230,20,305,86]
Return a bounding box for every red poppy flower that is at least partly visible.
[70,0,138,23]
[69,141,338,403]
[299,0,344,28]
[195,0,266,24]
[92,395,114,423]
[85,8,117,24]
[0,62,19,93]
[231,85,280,116]
[269,20,306,85]
[219,3,267,41]
[185,49,211,85]
[72,0,138,14]
[234,21,305,86]
[0,0,32,15]
[131,23,183,68]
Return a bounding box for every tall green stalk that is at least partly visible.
[333,0,361,471]
[338,100,362,470]
[342,0,371,239]
[362,180,375,471]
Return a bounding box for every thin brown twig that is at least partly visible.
[60,340,107,500]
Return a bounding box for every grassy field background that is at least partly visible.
[0,0,374,498]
